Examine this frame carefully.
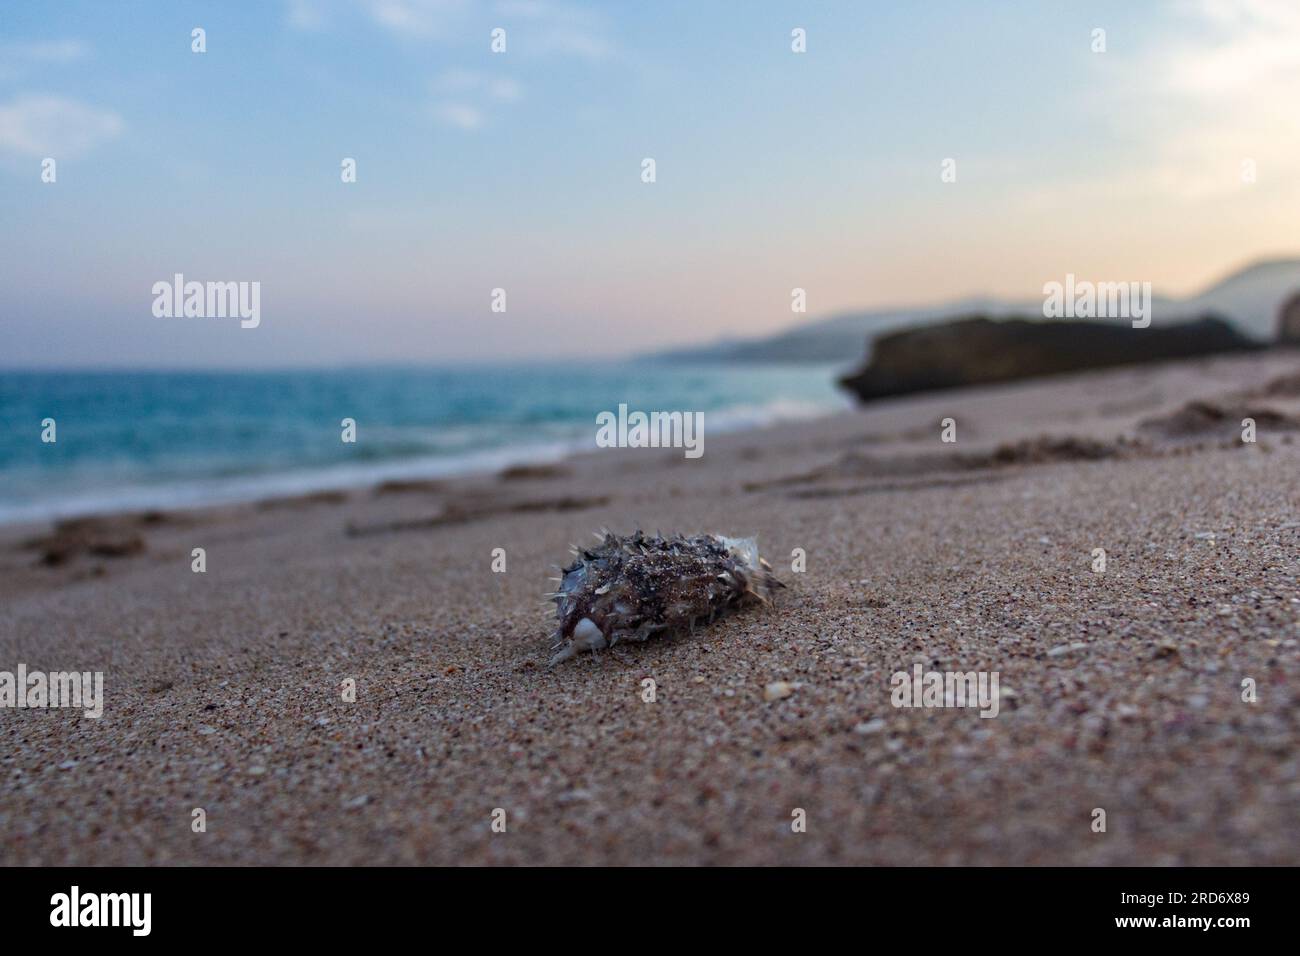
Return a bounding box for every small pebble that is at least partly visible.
[764,681,795,702]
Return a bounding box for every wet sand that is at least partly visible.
[2,351,1298,865]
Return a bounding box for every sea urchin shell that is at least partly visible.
[547,530,783,665]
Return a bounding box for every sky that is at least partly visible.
[2,0,1299,367]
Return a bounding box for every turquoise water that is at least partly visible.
[0,363,848,523]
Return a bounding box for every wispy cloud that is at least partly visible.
[0,39,90,81]
[362,0,469,39]
[285,0,328,30]
[4,38,89,63]
[284,0,469,37]
[430,70,521,130]
[0,94,123,158]
[494,0,615,61]
[1161,0,1300,98]
[1041,0,1300,205]
[433,102,483,129]
[286,0,616,60]
[1139,0,1300,200]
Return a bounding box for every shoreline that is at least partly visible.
[3,349,1298,865]
[0,392,848,531]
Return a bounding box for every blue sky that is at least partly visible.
[2,0,1298,367]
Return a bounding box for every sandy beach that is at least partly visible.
[2,351,1298,866]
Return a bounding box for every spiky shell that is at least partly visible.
[548,530,783,665]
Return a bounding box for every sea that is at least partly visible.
[0,363,850,525]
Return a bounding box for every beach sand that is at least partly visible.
[2,352,1299,865]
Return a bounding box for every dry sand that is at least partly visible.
[2,352,1299,865]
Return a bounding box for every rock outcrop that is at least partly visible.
[1277,292,1300,344]
[838,315,1261,403]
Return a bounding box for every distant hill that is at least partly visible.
[1178,258,1300,338]
[646,258,1300,365]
